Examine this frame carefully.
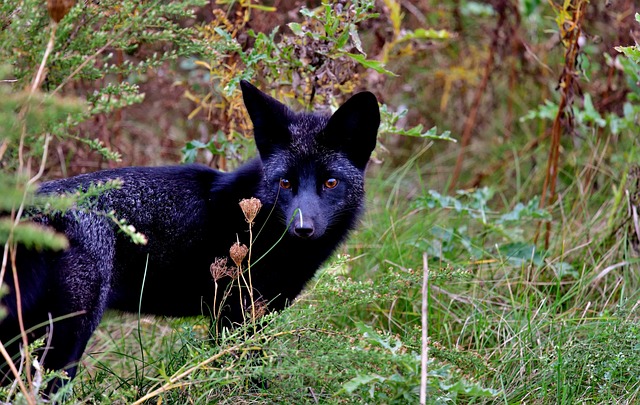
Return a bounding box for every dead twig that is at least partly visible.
[420,252,429,405]
[536,0,587,248]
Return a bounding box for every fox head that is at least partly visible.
[240,80,380,240]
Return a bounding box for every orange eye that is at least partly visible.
[280,179,291,189]
[324,178,339,189]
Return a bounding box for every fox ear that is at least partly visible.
[323,91,380,169]
[240,80,292,158]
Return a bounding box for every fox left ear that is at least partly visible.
[240,80,293,159]
[323,91,380,170]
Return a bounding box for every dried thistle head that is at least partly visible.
[210,257,229,281]
[225,265,241,280]
[239,197,262,224]
[249,298,268,321]
[47,0,76,23]
[229,242,248,268]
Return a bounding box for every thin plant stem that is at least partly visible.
[135,254,150,384]
[213,281,219,335]
[31,24,58,93]
[1,15,58,400]
[0,339,30,404]
[251,187,280,244]
[234,235,247,333]
[420,252,429,405]
[7,245,35,400]
[247,222,256,330]
[251,209,298,267]
[536,0,587,248]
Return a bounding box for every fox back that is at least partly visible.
[0,80,380,390]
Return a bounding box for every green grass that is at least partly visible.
[23,128,626,404]
[1,0,638,403]
[0,131,632,404]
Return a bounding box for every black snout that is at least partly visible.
[293,224,315,238]
[289,194,322,239]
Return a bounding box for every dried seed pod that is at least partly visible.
[239,197,262,224]
[210,257,229,281]
[229,242,248,268]
[225,265,241,280]
[246,298,268,321]
[47,0,76,23]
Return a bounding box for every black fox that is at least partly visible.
[0,80,380,390]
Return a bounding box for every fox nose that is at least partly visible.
[293,224,315,238]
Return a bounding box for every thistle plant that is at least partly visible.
[239,197,262,326]
[209,197,263,336]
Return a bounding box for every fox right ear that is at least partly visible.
[323,91,380,170]
[240,80,292,158]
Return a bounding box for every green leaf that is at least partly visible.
[520,100,559,122]
[299,6,316,18]
[615,45,640,64]
[550,261,579,280]
[398,28,452,42]
[497,197,552,223]
[614,14,640,62]
[0,182,33,212]
[336,27,351,49]
[343,374,386,394]
[416,190,464,212]
[355,321,403,355]
[349,25,364,54]
[0,220,68,251]
[385,124,456,141]
[344,53,397,76]
[498,242,545,267]
[288,22,304,36]
[460,1,496,17]
[581,93,606,127]
[379,104,455,142]
[439,380,499,397]
[74,137,122,162]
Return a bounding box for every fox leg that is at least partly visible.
[40,214,115,392]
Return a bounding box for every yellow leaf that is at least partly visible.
[194,60,212,70]
[383,0,402,36]
[247,5,276,11]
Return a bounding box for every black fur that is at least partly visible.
[0,81,379,390]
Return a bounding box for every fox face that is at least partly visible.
[240,81,380,240]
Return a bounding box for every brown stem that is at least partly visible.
[536,0,587,248]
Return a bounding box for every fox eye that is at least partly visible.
[324,178,339,189]
[279,178,291,189]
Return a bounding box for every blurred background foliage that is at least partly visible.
[1,0,640,403]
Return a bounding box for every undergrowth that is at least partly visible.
[1,1,640,404]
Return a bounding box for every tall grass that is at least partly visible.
[2,1,639,403]
[29,124,637,403]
